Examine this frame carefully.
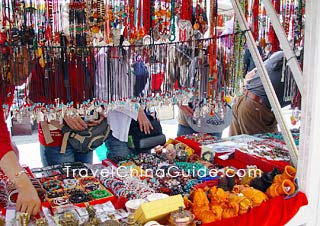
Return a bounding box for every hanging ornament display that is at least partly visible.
[0,0,305,125]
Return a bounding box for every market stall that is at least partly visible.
[0,131,308,225]
[0,0,311,225]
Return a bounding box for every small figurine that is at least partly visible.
[166,144,177,163]
[59,212,79,226]
[125,214,142,226]
[127,214,135,225]
[176,149,188,162]
[83,203,101,226]
[18,213,30,226]
[36,218,48,226]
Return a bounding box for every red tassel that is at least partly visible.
[252,0,260,41]
[143,0,151,35]
[270,0,280,52]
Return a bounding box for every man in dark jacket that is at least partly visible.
[243,44,264,75]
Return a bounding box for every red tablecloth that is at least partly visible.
[176,136,290,172]
[234,149,290,172]
[203,192,308,226]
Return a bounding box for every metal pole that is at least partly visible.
[297,0,320,224]
[231,0,298,166]
[262,0,304,97]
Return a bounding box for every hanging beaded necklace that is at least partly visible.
[283,0,291,35]
[178,0,192,41]
[128,0,135,43]
[137,0,145,40]
[208,0,217,98]
[69,0,87,46]
[158,0,171,40]
[122,0,129,39]
[169,0,176,41]
[193,0,201,31]
[87,0,105,35]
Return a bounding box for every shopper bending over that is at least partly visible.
[229,51,291,136]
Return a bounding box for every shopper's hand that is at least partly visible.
[15,174,41,215]
[64,115,87,131]
[138,109,153,135]
[87,114,105,127]
[179,105,194,117]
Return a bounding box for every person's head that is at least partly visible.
[265,43,272,52]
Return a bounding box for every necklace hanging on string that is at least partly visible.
[178,0,192,41]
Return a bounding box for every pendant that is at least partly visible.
[111,28,122,45]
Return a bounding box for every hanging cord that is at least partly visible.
[169,0,176,41]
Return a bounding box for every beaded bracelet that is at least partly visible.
[85,182,100,192]
[69,190,91,204]
[43,179,62,191]
[103,178,115,189]
[47,189,65,199]
[113,185,125,196]
[63,179,78,189]
[10,170,26,186]
[79,177,99,186]
[111,180,124,191]
[0,183,8,207]
[89,189,111,199]
[52,197,70,207]
[116,188,127,198]
[102,177,113,189]
[65,188,83,195]
[6,181,16,193]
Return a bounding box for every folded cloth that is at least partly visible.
[203,191,308,226]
